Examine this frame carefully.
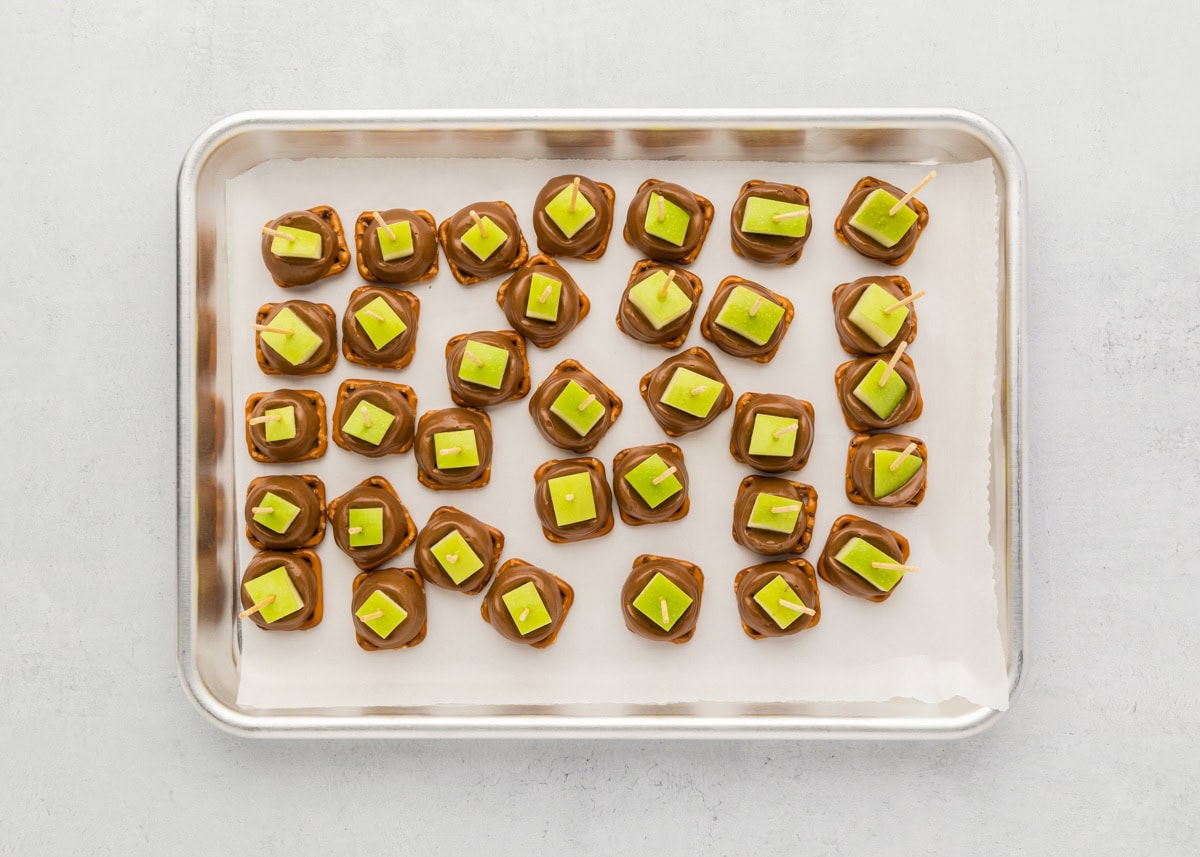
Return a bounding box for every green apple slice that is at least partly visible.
[341,400,396,446]
[643,192,690,246]
[632,571,693,632]
[348,507,384,548]
[354,296,407,350]
[545,181,597,238]
[549,380,605,437]
[752,574,810,630]
[847,283,909,347]
[243,567,304,624]
[659,367,724,418]
[433,429,480,470]
[848,188,918,247]
[740,197,808,237]
[270,225,322,259]
[376,220,414,261]
[525,273,563,322]
[833,536,904,591]
[628,270,693,330]
[852,361,908,419]
[252,491,301,534]
[356,589,408,638]
[501,581,552,635]
[747,413,798,457]
[548,471,596,526]
[747,493,801,534]
[263,406,296,442]
[259,307,323,366]
[461,215,509,261]
[457,339,510,389]
[623,453,683,509]
[873,449,924,498]
[430,529,484,585]
[714,285,784,346]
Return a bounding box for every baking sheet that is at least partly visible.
[227,156,1007,710]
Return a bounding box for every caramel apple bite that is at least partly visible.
[611,443,690,526]
[729,393,815,474]
[640,347,733,437]
[331,379,417,458]
[528,360,622,454]
[438,201,528,284]
[729,180,812,265]
[699,276,794,363]
[731,475,818,556]
[350,568,427,651]
[326,476,416,571]
[734,559,820,640]
[615,260,703,349]
[623,179,714,264]
[831,276,918,355]
[834,175,931,266]
[620,555,703,644]
[239,549,323,632]
[254,300,338,376]
[445,330,530,408]
[341,286,419,369]
[244,389,327,463]
[261,206,350,287]
[481,559,574,648]
[244,474,325,550]
[413,506,505,594]
[531,174,616,260]
[495,255,590,348]
[817,515,915,603]
[834,350,923,432]
[354,208,439,284]
[413,407,493,490]
[845,433,927,508]
[532,457,615,543]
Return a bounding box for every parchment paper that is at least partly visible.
[228,155,1008,710]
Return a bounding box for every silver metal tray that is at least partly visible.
[177,108,1026,738]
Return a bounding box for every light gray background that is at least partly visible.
[1,1,1195,853]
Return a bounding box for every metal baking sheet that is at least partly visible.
[177,108,1026,738]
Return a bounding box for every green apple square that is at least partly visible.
[714,285,784,346]
[341,400,396,446]
[848,188,918,248]
[632,571,694,632]
[873,449,924,498]
[264,406,296,442]
[847,283,909,347]
[356,589,408,639]
[270,225,322,259]
[501,581,553,635]
[525,273,563,322]
[243,567,304,624]
[548,471,597,526]
[260,307,324,366]
[354,296,407,350]
[659,367,724,418]
[642,192,690,246]
[747,493,801,534]
[376,220,414,261]
[852,361,909,419]
[430,529,484,585]
[457,339,510,389]
[752,574,809,630]
[748,414,798,457]
[623,453,683,508]
[544,182,597,238]
[549,380,605,437]
[252,491,301,534]
[834,536,903,591]
[348,507,384,548]
[628,270,692,330]
[740,197,809,237]
[461,216,509,261]
[434,429,479,470]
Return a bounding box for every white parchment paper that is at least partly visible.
[228,155,1008,710]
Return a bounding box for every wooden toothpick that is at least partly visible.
[885,290,925,314]
[445,553,459,564]
[254,323,293,336]
[771,504,802,514]
[889,170,936,216]
[871,561,919,572]
[690,384,708,396]
[438,446,462,456]
[651,465,678,485]
[878,340,908,386]
[771,210,807,222]
[658,269,675,299]
[564,493,575,502]
[779,599,816,616]
[362,309,385,322]
[659,597,670,626]
[347,526,364,535]
[464,349,484,367]
[577,393,597,411]
[239,595,275,619]
[568,177,581,213]
[656,194,666,222]
[772,422,799,439]
[469,209,487,238]
[749,297,763,318]
[889,442,919,471]
[359,404,371,428]
[359,610,385,622]
[261,227,295,242]
[538,283,553,304]
[248,414,282,426]
[518,607,531,623]
[250,506,274,515]
[372,211,396,240]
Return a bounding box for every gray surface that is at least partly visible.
[0,0,1194,853]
